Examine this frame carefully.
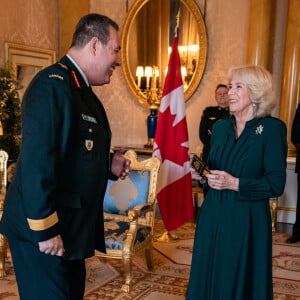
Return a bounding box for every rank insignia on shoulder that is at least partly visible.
[49,74,64,80]
[85,139,94,151]
[81,114,97,124]
[58,62,69,70]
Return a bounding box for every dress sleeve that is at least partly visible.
[238,120,287,200]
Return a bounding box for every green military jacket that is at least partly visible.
[0,56,115,259]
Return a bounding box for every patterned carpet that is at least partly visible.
[0,220,299,300]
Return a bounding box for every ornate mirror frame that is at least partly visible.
[121,0,207,109]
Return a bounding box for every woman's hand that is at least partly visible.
[206,170,239,191]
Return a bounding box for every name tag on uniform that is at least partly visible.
[81,114,97,124]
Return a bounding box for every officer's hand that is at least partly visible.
[111,149,131,179]
[39,234,65,256]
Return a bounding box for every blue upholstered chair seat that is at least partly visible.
[96,150,161,292]
[104,219,151,250]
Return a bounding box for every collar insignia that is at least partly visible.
[70,70,81,89]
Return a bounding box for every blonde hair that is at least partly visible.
[228,65,276,117]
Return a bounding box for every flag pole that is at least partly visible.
[154,231,179,242]
[175,9,180,37]
[154,9,182,243]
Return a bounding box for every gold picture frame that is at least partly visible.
[4,43,56,98]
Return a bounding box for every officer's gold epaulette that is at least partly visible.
[58,62,69,70]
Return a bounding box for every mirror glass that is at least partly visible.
[121,0,207,109]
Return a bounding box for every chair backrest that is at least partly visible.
[0,150,8,195]
[0,150,8,221]
[103,150,160,224]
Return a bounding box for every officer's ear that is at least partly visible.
[89,37,99,56]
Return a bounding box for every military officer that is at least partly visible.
[0,14,130,300]
[199,84,229,164]
[287,103,300,243]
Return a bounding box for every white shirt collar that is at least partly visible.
[66,54,89,87]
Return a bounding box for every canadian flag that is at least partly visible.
[153,36,194,231]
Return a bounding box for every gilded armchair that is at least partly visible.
[95,150,160,292]
[0,149,9,277]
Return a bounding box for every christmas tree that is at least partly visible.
[0,67,21,162]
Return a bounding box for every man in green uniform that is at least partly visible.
[0,14,130,300]
[287,103,300,243]
[199,84,229,164]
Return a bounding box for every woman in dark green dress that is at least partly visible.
[186,65,287,300]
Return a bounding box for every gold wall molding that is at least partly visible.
[277,207,296,213]
[246,0,273,68]
[279,0,300,157]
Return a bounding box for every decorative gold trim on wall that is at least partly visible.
[279,0,300,158]
[5,43,56,79]
[277,207,296,213]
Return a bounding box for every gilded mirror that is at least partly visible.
[121,0,207,109]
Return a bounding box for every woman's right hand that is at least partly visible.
[207,170,239,191]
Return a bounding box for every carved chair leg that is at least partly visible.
[269,198,278,233]
[0,233,8,278]
[121,255,133,292]
[145,245,154,271]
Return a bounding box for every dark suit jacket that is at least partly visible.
[199,106,229,163]
[0,56,115,260]
[292,103,300,173]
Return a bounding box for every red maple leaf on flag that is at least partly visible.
[155,106,190,166]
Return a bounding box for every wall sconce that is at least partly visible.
[164,66,187,88]
[181,66,187,88]
[135,65,162,148]
[135,65,162,108]
[135,66,144,88]
[168,44,199,86]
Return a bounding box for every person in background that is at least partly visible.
[0,14,130,300]
[286,103,300,243]
[187,65,287,300]
[199,84,229,164]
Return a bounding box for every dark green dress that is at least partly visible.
[186,116,287,300]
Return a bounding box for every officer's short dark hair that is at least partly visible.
[71,14,119,49]
[215,84,228,91]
